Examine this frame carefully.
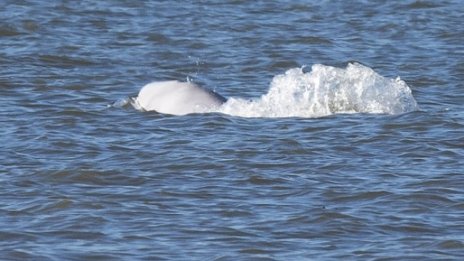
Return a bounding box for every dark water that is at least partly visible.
[1,0,464,260]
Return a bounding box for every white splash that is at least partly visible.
[217,63,418,118]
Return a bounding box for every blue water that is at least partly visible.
[1,1,464,260]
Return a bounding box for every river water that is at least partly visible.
[1,1,463,260]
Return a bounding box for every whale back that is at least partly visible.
[134,80,226,115]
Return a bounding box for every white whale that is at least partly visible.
[133,80,227,115]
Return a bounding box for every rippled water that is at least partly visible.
[1,0,464,260]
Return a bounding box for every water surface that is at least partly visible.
[1,1,463,260]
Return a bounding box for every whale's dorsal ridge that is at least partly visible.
[135,80,226,115]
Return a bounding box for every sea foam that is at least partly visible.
[218,63,418,118]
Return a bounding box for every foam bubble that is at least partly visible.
[218,63,418,118]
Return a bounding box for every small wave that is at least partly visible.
[0,23,22,37]
[218,63,418,118]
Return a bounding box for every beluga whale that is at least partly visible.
[132,80,227,116]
